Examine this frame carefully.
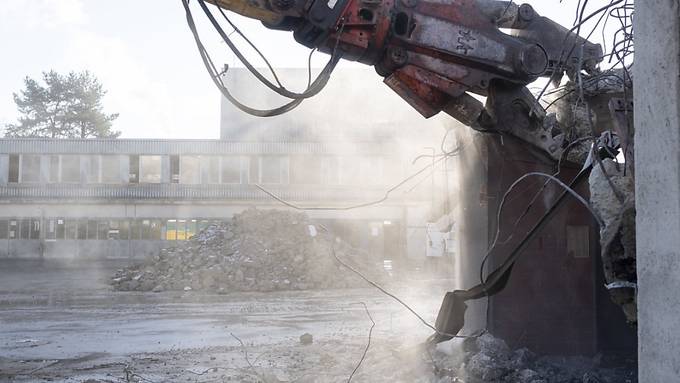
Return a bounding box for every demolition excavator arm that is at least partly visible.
[201,0,603,159]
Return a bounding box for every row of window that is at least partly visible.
[5,154,394,186]
[0,218,226,241]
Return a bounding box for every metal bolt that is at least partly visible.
[519,4,535,22]
[389,47,408,66]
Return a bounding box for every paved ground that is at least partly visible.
[0,260,450,383]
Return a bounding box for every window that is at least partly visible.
[176,220,187,240]
[141,220,152,240]
[85,155,100,183]
[170,155,180,184]
[21,155,41,183]
[30,219,40,240]
[46,219,56,240]
[97,221,109,240]
[129,155,140,184]
[9,220,17,239]
[101,155,121,184]
[65,220,78,240]
[221,157,242,184]
[108,221,120,240]
[87,220,98,240]
[150,220,162,240]
[166,219,177,241]
[180,156,200,184]
[20,219,30,239]
[260,156,288,184]
[186,220,197,240]
[0,220,8,239]
[130,220,141,240]
[119,220,130,240]
[56,219,65,240]
[204,156,220,184]
[49,155,60,183]
[8,154,19,183]
[77,219,88,240]
[290,156,322,185]
[249,156,259,184]
[140,155,162,183]
[61,155,80,183]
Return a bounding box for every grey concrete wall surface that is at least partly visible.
[634,1,680,381]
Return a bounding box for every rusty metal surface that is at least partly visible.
[483,136,599,355]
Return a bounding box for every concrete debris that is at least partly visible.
[589,159,637,325]
[112,208,384,293]
[432,333,637,383]
[546,69,629,165]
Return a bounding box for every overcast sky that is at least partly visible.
[0,0,618,139]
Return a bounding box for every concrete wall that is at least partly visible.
[0,239,169,260]
[635,1,680,381]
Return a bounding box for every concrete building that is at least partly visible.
[0,68,455,269]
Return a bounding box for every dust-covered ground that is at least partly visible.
[0,259,449,383]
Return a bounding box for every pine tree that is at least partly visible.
[5,70,120,139]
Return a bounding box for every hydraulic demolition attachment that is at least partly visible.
[198,0,603,159]
[188,0,606,342]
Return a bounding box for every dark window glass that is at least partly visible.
[129,155,140,184]
[77,219,88,240]
[8,155,19,183]
[0,220,8,239]
[170,155,180,184]
[20,219,30,239]
[56,218,65,239]
[65,220,77,240]
[97,221,109,240]
[87,220,98,240]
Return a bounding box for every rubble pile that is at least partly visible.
[112,209,382,293]
[433,333,636,383]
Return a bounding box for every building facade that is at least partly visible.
[0,138,430,262]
